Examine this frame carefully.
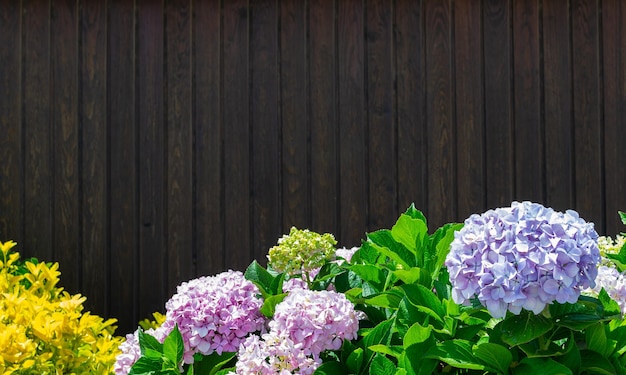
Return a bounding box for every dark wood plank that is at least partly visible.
[395,0,427,215]
[165,0,194,294]
[23,0,53,261]
[366,0,397,229]
[602,0,626,235]
[223,0,251,271]
[512,0,543,202]
[137,0,167,319]
[483,0,514,209]
[281,0,310,231]
[543,0,574,213]
[250,0,280,264]
[108,0,138,333]
[338,0,367,247]
[425,0,454,229]
[51,0,80,294]
[80,0,108,317]
[571,0,604,230]
[454,0,485,221]
[194,0,223,275]
[309,0,338,236]
[0,1,22,242]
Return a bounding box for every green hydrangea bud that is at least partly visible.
[267,227,337,276]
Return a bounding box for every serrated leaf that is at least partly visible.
[345,347,364,374]
[128,356,163,375]
[364,291,403,309]
[391,214,428,255]
[314,361,345,375]
[244,260,276,296]
[429,223,463,277]
[139,329,164,355]
[393,267,432,286]
[404,203,427,223]
[163,325,184,365]
[367,229,415,269]
[499,311,553,346]
[403,323,433,348]
[368,344,403,359]
[512,357,573,375]
[192,351,237,375]
[399,284,445,321]
[619,211,626,225]
[473,343,512,374]
[586,323,609,357]
[348,264,386,291]
[423,340,485,370]
[259,293,287,318]
[370,353,396,375]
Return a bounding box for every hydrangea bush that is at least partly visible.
[118,203,626,375]
[0,240,122,374]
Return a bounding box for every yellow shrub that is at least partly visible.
[0,240,122,374]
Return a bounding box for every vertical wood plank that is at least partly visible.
[137,0,166,318]
[425,0,455,229]
[483,0,514,208]
[543,0,574,213]
[395,0,427,214]
[454,0,484,220]
[281,0,309,231]
[602,0,626,235]
[194,0,223,275]
[513,0,543,202]
[23,0,53,261]
[0,1,22,241]
[309,0,338,236]
[165,0,194,294]
[250,0,280,263]
[366,0,397,228]
[80,0,108,316]
[571,0,604,229]
[51,0,80,294]
[338,0,367,246]
[223,0,251,271]
[108,0,137,333]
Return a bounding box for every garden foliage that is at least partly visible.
[118,203,626,374]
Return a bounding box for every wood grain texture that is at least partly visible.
[223,0,252,271]
[571,0,604,229]
[454,0,485,220]
[483,0,514,209]
[51,0,80,295]
[338,0,367,247]
[165,0,194,295]
[194,0,224,275]
[108,0,138,333]
[0,1,22,242]
[602,0,626,235]
[395,0,427,215]
[137,0,166,320]
[543,0,574,213]
[309,0,339,236]
[425,0,455,229]
[366,0,397,229]
[250,0,280,263]
[513,0,543,202]
[80,0,108,317]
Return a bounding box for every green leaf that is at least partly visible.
[586,322,609,357]
[314,361,345,375]
[423,340,485,370]
[404,203,427,223]
[361,319,395,371]
[499,311,553,346]
[473,343,512,374]
[391,214,428,254]
[368,344,403,359]
[619,211,626,225]
[345,347,364,374]
[139,329,164,355]
[244,260,277,296]
[163,325,184,365]
[429,223,463,277]
[367,230,415,270]
[192,352,237,375]
[399,284,445,321]
[369,354,396,375]
[348,264,386,291]
[512,357,573,375]
[403,323,433,348]
[599,288,623,316]
[393,267,432,287]
[128,356,163,375]
[364,291,403,309]
[399,349,439,375]
[259,293,287,318]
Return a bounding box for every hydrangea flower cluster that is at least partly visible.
[114,327,168,375]
[231,289,359,374]
[268,227,337,277]
[588,265,626,315]
[445,201,600,318]
[160,270,266,363]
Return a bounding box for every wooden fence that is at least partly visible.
[1,0,625,333]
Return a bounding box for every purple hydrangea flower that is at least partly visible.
[445,201,600,318]
[160,270,266,363]
[588,265,626,315]
[269,289,359,357]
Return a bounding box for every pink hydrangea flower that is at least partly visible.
[160,270,266,363]
[114,327,168,375]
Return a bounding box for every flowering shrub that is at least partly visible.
[445,201,600,318]
[120,202,626,375]
[0,240,122,374]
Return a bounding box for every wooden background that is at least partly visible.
[1,0,625,333]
